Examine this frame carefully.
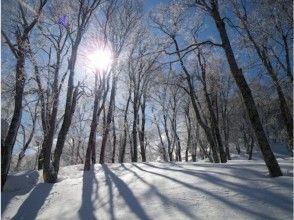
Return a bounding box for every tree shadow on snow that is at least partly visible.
[1,170,40,215]
[78,166,99,220]
[121,164,199,219]
[102,165,151,220]
[139,163,292,218]
[102,165,115,220]
[12,182,53,220]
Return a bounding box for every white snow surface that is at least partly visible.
[2,158,293,220]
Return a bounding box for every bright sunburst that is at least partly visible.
[88,48,113,72]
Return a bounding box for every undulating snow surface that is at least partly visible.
[2,157,293,220]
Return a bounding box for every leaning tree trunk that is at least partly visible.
[198,53,226,163]
[16,110,37,171]
[210,1,282,176]
[172,37,219,163]
[282,35,293,83]
[1,50,25,190]
[240,16,293,149]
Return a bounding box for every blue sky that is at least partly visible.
[144,0,170,12]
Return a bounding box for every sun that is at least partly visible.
[88,48,113,72]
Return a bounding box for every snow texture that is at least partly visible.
[1,153,293,220]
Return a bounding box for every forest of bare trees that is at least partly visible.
[1,0,292,189]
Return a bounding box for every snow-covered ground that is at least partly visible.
[2,154,293,220]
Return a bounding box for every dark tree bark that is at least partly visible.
[16,101,39,171]
[1,0,47,190]
[172,37,219,163]
[209,0,282,176]
[131,87,139,162]
[248,136,254,160]
[43,0,102,183]
[111,98,117,163]
[282,36,293,82]
[197,52,227,163]
[100,76,117,164]
[163,114,173,161]
[139,93,147,162]
[235,6,293,149]
[119,89,132,163]
[185,104,192,162]
[152,108,168,162]
[84,74,101,170]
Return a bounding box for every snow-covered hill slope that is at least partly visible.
[2,158,293,220]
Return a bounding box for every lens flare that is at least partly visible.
[88,48,113,72]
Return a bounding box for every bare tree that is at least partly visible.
[1,0,48,190]
[190,0,282,176]
[42,0,103,183]
[232,0,293,149]
[15,99,39,171]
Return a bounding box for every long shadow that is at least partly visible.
[12,182,53,220]
[102,165,115,220]
[145,163,293,188]
[102,165,151,220]
[143,163,292,211]
[2,170,39,215]
[78,167,98,220]
[132,164,279,219]
[121,164,199,219]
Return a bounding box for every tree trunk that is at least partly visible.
[132,91,139,162]
[100,77,117,164]
[111,106,116,163]
[119,89,131,163]
[1,46,25,190]
[172,37,219,163]
[139,94,146,162]
[282,35,293,82]
[241,15,293,149]
[153,109,168,162]
[84,74,100,170]
[210,1,282,176]
[163,114,173,161]
[248,136,254,160]
[198,52,226,163]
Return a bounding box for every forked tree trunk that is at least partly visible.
[198,52,226,163]
[172,37,219,163]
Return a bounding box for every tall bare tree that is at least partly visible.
[1,0,48,190]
